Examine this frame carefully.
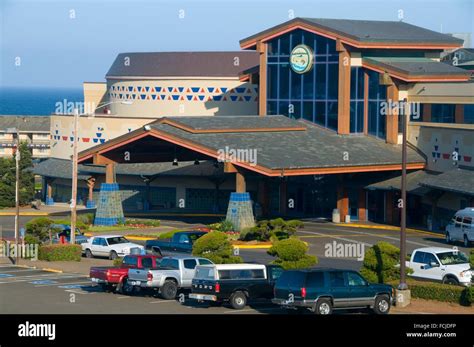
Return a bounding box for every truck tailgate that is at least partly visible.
[89,267,112,281]
[128,268,151,282]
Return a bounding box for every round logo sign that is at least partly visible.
[289,45,314,74]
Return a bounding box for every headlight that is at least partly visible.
[460,270,471,278]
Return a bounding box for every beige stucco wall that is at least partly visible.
[83,82,107,112]
[50,114,154,159]
[106,78,258,117]
[408,122,474,172]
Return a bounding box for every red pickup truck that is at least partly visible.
[89,254,161,293]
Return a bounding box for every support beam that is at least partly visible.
[257,41,268,116]
[358,188,367,222]
[337,185,349,222]
[386,83,399,144]
[422,104,432,122]
[86,177,96,208]
[235,170,246,193]
[45,179,54,205]
[337,40,351,135]
[455,104,464,124]
[105,163,115,183]
[257,179,270,217]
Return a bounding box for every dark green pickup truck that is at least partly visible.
[189,264,284,309]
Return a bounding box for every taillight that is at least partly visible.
[215,283,220,293]
[301,287,306,298]
[147,273,153,281]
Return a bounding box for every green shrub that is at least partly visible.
[240,218,304,242]
[23,234,39,244]
[25,217,54,242]
[192,232,242,264]
[267,238,317,270]
[38,244,82,261]
[360,241,412,284]
[125,218,161,227]
[388,279,471,306]
[209,219,234,232]
[77,213,95,226]
[158,229,182,239]
[113,258,123,267]
[53,219,88,231]
[470,250,474,268]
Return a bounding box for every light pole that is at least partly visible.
[14,129,20,265]
[69,101,133,244]
[399,99,408,291]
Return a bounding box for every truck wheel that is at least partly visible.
[443,276,459,285]
[314,298,332,315]
[85,249,93,258]
[160,280,178,300]
[445,232,452,244]
[373,295,391,314]
[121,278,133,295]
[229,291,247,310]
[109,251,118,260]
[464,235,471,247]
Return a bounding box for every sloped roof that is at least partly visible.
[365,170,437,195]
[240,18,463,48]
[0,116,50,132]
[420,168,474,196]
[106,51,259,79]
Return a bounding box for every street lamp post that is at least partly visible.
[399,100,408,291]
[14,129,20,265]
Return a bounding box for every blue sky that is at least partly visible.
[1,0,473,88]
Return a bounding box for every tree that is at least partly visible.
[192,232,242,264]
[0,142,35,207]
[267,238,318,270]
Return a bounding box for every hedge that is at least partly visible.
[267,238,317,270]
[192,232,242,264]
[388,279,472,306]
[38,244,82,262]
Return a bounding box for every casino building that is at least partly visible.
[37,18,474,230]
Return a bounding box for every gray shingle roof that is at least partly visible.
[106,51,259,78]
[0,116,50,132]
[34,158,222,179]
[363,57,471,77]
[150,116,425,170]
[365,170,437,195]
[240,18,463,46]
[420,168,474,196]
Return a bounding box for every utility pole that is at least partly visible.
[399,100,408,291]
[70,108,79,245]
[14,129,20,265]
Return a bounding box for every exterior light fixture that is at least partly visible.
[143,125,151,131]
[194,159,200,165]
[172,158,179,166]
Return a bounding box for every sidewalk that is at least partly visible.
[341,221,444,237]
[391,298,473,314]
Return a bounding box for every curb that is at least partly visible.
[0,212,50,216]
[344,223,443,237]
[41,267,63,273]
[232,244,273,249]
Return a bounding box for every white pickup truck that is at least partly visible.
[82,235,144,260]
[127,255,213,299]
[406,247,472,286]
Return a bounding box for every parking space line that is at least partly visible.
[149,300,175,304]
[116,296,132,299]
[298,230,373,247]
[0,268,43,273]
[35,280,90,287]
[0,275,80,284]
[65,289,96,295]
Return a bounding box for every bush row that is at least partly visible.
[38,244,82,262]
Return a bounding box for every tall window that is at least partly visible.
[464,105,474,124]
[350,67,365,133]
[367,70,387,140]
[431,104,455,123]
[267,29,339,131]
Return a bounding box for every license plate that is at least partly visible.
[130,281,140,286]
[91,278,99,282]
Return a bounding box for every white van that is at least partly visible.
[445,208,474,247]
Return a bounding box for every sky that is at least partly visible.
[1,0,473,88]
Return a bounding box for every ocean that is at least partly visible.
[0,87,84,116]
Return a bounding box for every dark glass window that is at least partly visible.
[350,67,365,133]
[329,271,345,287]
[141,257,153,268]
[266,29,338,131]
[183,259,197,269]
[431,104,455,123]
[464,105,474,124]
[123,256,138,267]
[413,251,426,263]
[367,69,387,139]
[306,272,325,287]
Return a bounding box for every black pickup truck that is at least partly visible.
[145,231,206,255]
[189,264,284,309]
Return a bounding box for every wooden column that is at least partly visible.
[358,188,367,222]
[47,180,53,199]
[386,83,399,144]
[236,171,246,193]
[337,185,349,222]
[105,163,115,183]
[455,104,464,124]
[363,71,369,135]
[337,40,351,135]
[422,104,432,122]
[87,178,95,202]
[279,180,287,216]
[257,41,268,116]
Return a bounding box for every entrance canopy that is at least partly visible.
[78,115,425,176]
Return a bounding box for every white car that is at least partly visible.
[82,235,144,260]
[445,208,474,247]
[406,247,472,286]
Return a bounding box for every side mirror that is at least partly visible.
[430,262,440,268]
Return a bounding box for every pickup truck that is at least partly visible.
[406,247,472,286]
[145,231,207,255]
[48,224,89,245]
[89,254,161,293]
[127,255,213,299]
[189,264,284,309]
[82,234,144,260]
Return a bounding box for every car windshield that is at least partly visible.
[107,237,129,245]
[436,251,469,265]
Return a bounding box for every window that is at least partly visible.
[350,67,365,133]
[306,272,325,287]
[346,272,367,286]
[266,29,339,131]
[413,251,426,263]
[183,259,197,269]
[198,259,213,265]
[464,105,474,124]
[329,271,345,287]
[178,234,190,244]
[431,104,455,123]
[123,256,138,267]
[270,267,284,281]
[195,267,215,280]
[367,70,387,140]
[218,269,265,280]
[463,217,473,228]
[141,257,155,268]
[423,253,439,266]
[160,258,179,270]
[92,238,103,246]
[100,238,108,246]
[437,251,469,265]
[455,216,463,228]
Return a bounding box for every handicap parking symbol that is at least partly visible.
[0,274,14,278]
[30,280,58,285]
[58,284,86,289]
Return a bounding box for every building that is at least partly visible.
[0,116,51,159]
[37,18,474,230]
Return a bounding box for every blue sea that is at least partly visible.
[0,87,84,116]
